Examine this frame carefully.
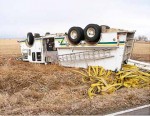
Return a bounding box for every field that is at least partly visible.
[131,41,150,62]
[0,39,21,55]
[0,39,149,115]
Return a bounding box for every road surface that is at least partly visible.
[106,104,150,115]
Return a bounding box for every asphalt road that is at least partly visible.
[120,107,150,115]
[106,104,150,116]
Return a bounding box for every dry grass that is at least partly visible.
[0,39,20,55]
[131,41,150,62]
[0,39,149,115]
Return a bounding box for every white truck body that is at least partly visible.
[18,28,136,71]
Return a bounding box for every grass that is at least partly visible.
[131,41,150,62]
[0,39,20,55]
[0,39,149,115]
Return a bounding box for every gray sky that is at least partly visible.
[0,0,150,38]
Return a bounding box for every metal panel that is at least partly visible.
[57,46,125,71]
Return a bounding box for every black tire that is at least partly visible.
[84,24,101,44]
[34,33,40,38]
[27,32,34,46]
[45,32,50,36]
[68,27,84,45]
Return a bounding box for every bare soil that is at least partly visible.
[0,39,149,115]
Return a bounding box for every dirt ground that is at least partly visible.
[0,39,149,115]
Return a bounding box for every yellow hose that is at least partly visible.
[74,64,150,99]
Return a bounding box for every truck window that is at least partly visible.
[37,52,41,61]
[46,38,55,51]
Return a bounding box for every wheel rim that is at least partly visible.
[70,30,78,39]
[87,28,95,37]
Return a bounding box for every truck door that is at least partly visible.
[44,37,57,63]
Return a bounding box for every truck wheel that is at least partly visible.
[84,24,101,44]
[45,32,50,36]
[27,32,34,46]
[68,27,84,45]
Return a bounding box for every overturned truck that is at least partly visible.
[18,24,136,71]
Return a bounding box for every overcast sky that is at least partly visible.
[0,0,150,38]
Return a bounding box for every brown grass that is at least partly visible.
[0,39,149,115]
[0,39,20,55]
[131,41,150,62]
